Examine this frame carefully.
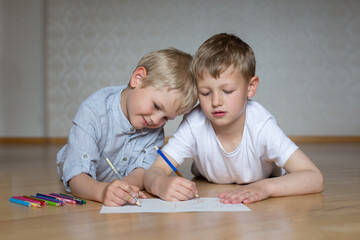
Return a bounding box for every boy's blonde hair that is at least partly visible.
[134,48,198,114]
[191,33,256,82]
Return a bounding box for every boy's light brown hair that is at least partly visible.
[191,33,256,82]
[134,48,198,114]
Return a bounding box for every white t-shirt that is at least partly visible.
[163,100,298,184]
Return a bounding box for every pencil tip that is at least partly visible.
[134,197,141,207]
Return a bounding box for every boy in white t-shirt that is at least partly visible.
[144,33,324,204]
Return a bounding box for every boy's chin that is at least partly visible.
[143,124,164,129]
[130,119,165,129]
[128,122,141,130]
[131,124,153,130]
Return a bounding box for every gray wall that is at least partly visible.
[0,0,44,136]
[1,0,360,137]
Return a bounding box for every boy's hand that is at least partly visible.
[157,176,198,201]
[219,182,270,204]
[102,179,147,206]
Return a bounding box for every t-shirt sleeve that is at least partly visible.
[258,118,298,168]
[56,104,102,192]
[162,117,196,165]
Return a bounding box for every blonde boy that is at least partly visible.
[144,34,324,204]
[57,48,198,206]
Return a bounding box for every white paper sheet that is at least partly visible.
[100,197,251,213]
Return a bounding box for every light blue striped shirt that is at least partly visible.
[56,85,164,192]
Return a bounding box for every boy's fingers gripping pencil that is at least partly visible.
[154,146,199,198]
[103,152,141,207]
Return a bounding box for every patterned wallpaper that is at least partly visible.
[46,0,360,137]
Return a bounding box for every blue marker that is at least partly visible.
[9,197,32,207]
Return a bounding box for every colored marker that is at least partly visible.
[23,196,48,206]
[34,195,64,206]
[16,198,41,208]
[36,193,57,199]
[59,193,86,204]
[30,196,61,207]
[154,146,199,198]
[36,193,65,205]
[47,194,76,204]
[50,193,82,204]
[12,196,43,207]
[9,197,32,207]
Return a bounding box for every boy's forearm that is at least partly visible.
[263,169,324,197]
[144,167,166,197]
[69,173,108,203]
[123,168,146,190]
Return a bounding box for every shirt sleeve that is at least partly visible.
[258,118,298,168]
[162,117,196,165]
[57,104,102,192]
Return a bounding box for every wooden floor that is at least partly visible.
[0,143,359,240]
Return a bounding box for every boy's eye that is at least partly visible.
[200,92,210,96]
[224,90,234,94]
[154,103,160,110]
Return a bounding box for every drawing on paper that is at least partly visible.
[100,197,251,213]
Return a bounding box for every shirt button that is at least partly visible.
[141,150,146,154]
[129,139,133,142]
[123,157,127,161]
[83,154,88,158]
[130,127,134,131]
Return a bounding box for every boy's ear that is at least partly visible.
[247,75,259,98]
[130,67,147,88]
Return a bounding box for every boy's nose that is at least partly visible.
[151,114,164,126]
[212,92,223,107]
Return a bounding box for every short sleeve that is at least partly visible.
[258,119,298,168]
[162,117,197,165]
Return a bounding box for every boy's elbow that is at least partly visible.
[316,181,325,193]
[314,169,325,193]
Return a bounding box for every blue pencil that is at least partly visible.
[154,146,183,177]
[154,146,199,198]
[9,197,32,207]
